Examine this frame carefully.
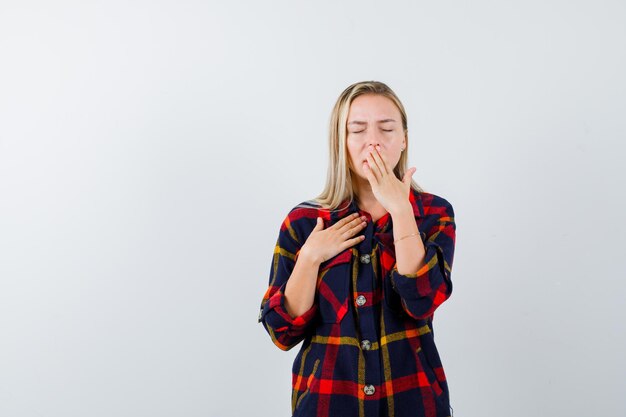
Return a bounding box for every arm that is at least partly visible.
[258,213,320,351]
[387,198,456,320]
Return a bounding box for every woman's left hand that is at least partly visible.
[364,144,416,215]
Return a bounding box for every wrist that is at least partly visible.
[298,246,322,267]
[389,201,413,218]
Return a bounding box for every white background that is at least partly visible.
[1,1,625,416]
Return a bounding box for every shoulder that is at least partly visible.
[278,199,328,245]
[414,189,455,219]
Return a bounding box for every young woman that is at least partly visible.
[258,81,457,417]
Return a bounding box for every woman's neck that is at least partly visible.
[353,177,386,217]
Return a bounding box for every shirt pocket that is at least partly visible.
[317,248,352,324]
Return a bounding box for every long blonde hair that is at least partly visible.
[312,81,424,210]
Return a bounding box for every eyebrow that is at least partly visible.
[347,119,397,125]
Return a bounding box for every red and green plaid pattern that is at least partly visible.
[259,190,456,417]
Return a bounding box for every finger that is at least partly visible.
[340,217,366,235]
[362,158,379,186]
[366,151,382,181]
[372,145,389,175]
[341,234,366,250]
[314,217,324,230]
[402,167,416,185]
[344,223,366,240]
[330,212,360,230]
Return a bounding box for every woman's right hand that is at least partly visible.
[299,213,368,265]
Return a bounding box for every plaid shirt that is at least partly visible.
[258,189,456,417]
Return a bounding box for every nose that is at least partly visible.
[364,128,383,148]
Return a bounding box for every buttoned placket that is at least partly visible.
[355,213,382,414]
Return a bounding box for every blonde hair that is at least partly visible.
[312,81,424,210]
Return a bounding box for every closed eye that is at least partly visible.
[350,129,393,133]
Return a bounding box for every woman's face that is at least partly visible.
[346,93,406,181]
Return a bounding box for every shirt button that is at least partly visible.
[356,295,367,306]
[360,254,371,264]
[361,340,371,350]
[364,384,375,395]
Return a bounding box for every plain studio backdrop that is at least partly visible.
[1,1,624,416]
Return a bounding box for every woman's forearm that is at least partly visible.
[391,203,426,275]
[283,251,321,318]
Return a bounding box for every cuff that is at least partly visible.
[389,240,440,293]
[260,281,318,328]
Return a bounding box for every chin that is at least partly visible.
[349,167,365,180]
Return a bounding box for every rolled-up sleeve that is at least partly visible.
[258,213,318,351]
[388,199,456,320]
